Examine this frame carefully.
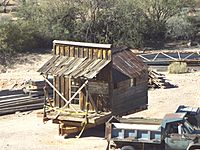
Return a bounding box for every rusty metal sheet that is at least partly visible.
[113,50,148,78]
[38,56,111,79]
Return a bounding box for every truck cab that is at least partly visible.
[161,113,200,150]
[176,105,200,128]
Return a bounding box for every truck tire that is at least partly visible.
[187,144,200,150]
[121,146,135,150]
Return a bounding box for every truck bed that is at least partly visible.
[110,122,162,144]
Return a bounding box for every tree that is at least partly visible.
[166,14,196,40]
[135,0,195,47]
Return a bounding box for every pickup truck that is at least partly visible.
[105,112,200,150]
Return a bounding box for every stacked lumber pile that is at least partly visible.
[0,79,54,116]
[148,70,177,89]
[22,79,53,97]
[0,89,44,115]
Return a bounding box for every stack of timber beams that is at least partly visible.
[0,89,45,116]
[148,70,177,89]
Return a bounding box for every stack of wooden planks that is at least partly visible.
[22,79,53,97]
[148,70,177,89]
[0,89,44,116]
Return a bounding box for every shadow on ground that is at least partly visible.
[67,124,105,139]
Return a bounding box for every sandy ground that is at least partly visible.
[127,71,200,119]
[0,111,107,150]
[0,52,200,150]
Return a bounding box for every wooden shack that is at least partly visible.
[38,40,148,136]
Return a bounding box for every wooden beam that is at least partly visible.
[85,86,98,113]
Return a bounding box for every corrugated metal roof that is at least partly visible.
[113,50,148,78]
[53,40,112,49]
[38,56,111,79]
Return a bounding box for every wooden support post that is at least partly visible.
[43,75,48,119]
[84,86,98,113]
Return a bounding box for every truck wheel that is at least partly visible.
[121,146,135,150]
[188,145,200,150]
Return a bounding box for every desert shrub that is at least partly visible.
[0,20,50,65]
[168,62,188,74]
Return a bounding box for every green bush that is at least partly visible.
[168,62,188,74]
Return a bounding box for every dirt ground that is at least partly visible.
[0,110,107,150]
[127,70,200,119]
[0,52,200,150]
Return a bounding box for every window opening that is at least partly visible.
[71,79,80,104]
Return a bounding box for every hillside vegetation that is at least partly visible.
[0,0,200,65]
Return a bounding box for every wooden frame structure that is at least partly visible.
[38,41,148,136]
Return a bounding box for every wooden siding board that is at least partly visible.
[64,77,69,105]
[112,82,148,115]
[113,96,147,109]
[69,46,75,57]
[55,77,60,107]
[112,97,147,115]
[113,92,147,106]
[88,82,109,95]
[79,47,84,58]
[113,83,147,95]
[53,77,56,107]
[65,46,70,57]
[60,76,65,107]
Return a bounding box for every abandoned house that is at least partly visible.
[38,40,148,136]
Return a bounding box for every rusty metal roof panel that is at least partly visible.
[38,56,111,79]
[113,50,148,78]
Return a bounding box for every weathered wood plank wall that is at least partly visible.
[112,79,148,116]
[53,44,111,60]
